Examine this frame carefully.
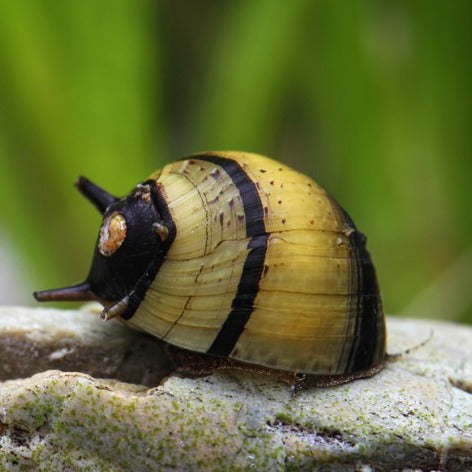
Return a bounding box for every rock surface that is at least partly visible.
[0,305,170,385]
[0,306,471,471]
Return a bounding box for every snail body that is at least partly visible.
[34,151,385,380]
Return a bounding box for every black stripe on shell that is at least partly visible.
[194,154,269,357]
[191,155,266,237]
[121,180,176,320]
[207,233,269,356]
[340,208,382,373]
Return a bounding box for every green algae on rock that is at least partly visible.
[0,308,471,470]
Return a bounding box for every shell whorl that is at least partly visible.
[124,152,385,375]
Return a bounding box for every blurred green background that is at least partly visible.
[0,1,470,323]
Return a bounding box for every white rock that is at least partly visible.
[0,306,170,385]
[0,307,471,471]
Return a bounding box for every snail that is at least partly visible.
[34,151,386,387]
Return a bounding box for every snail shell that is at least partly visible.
[34,151,386,378]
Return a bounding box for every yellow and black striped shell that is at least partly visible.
[34,151,386,378]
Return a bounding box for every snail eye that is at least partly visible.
[98,212,127,257]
